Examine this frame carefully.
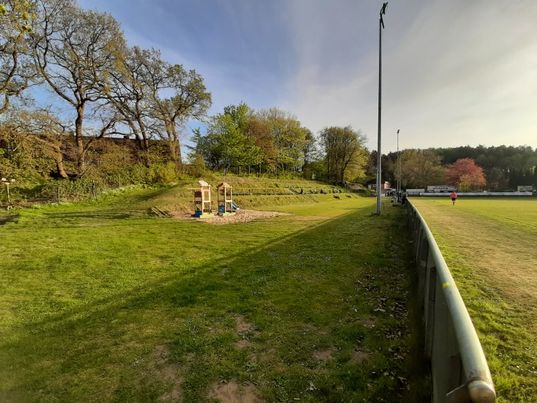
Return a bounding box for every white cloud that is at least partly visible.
[282,0,537,151]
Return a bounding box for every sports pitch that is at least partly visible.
[411,197,537,402]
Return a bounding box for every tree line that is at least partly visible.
[1,0,536,193]
[0,0,369,188]
[381,146,537,191]
[190,104,368,183]
[1,0,210,180]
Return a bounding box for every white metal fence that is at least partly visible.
[407,201,496,402]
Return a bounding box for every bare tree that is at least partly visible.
[31,0,126,175]
[106,46,161,165]
[9,108,70,178]
[108,46,211,170]
[142,61,211,170]
[0,0,36,114]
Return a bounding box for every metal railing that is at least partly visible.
[407,201,496,403]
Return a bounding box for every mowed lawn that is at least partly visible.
[0,192,427,402]
[411,197,537,402]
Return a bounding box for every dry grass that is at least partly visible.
[208,380,263,403]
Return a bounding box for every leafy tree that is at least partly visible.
[245,114,277,172]
[486,167,509,191]
[320,126,367,183]
[31,0,126,174]
[0,0,36,114]
[302,129,316,167]
[193,104,315,175]
[446,158,486,191]
[202,103,261,172]
[260,108,309,172]
[399,149,445,188]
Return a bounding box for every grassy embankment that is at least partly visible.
[0,185,428,402]
[133,175,357,214]
[411,197,537,402]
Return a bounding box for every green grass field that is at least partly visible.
[0,189,427,402]
[411,197,537,402]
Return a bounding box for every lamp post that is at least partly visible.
[1,177,15,207]
[396,129,401,193]
[376,2,388,215]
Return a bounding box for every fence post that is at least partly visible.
[424,250,436,360]
[417,233,429,322]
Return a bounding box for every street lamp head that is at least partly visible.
[10,179,15,183]
[1,178,6,182]
[380,2,388,28]
[397,129,400,134]
[381,2,388,15]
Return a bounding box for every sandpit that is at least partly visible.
[174,209,288,224]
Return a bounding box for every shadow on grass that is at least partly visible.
[0,204,429,402]
[0,215,18,226]
[43,211,134,220]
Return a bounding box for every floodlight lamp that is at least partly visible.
[380,2,388,16]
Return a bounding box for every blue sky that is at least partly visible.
[72,0,537,152]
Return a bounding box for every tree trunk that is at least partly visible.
[53,145,69,179]
[168,140,182,172]
[166,123,182,172]
[75,104,85,175]
[127,120,150,167]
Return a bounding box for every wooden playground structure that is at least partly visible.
[193,180,212,217]
[192,180,235,218]
[217,182,234,215]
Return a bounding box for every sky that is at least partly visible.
[73,0,537,153]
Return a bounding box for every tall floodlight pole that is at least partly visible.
[396,129,401,193]
[376,2,388,215]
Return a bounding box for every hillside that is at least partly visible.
[118,176,358,215]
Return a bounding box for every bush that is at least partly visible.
[148,162,178,184]
[185,153,208,178]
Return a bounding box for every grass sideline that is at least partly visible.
[411,197,537,402]
[0,190,428,401]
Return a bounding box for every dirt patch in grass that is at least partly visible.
[236,316,255,334]
[351,349,371,364]
[360,317,377,329]
[152,345,183,402]
[235,316,256,350]
[313,348,335,362]
[208,380,263,403]
[173,209,288,225]
[235,339,252,350]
